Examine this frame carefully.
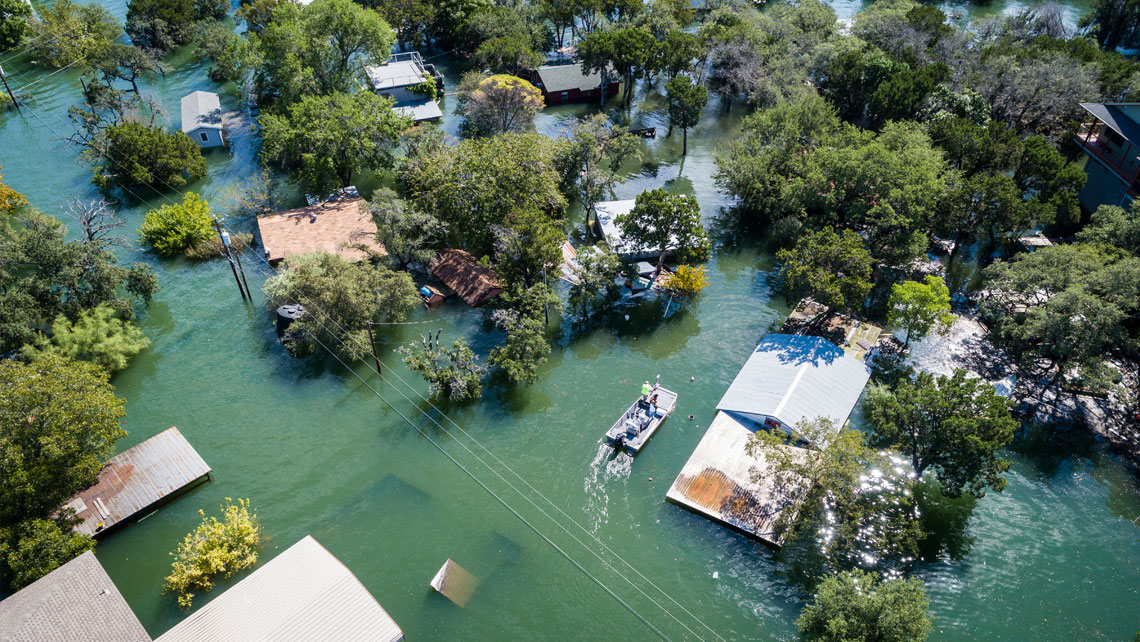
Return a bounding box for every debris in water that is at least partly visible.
[690,376,695,381]
[648,477,653,481]
[713,571,719,579]
[430,558,479,608]
[688,414,694,420]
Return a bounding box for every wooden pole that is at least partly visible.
[0,66,20,113]
[366,322,382,376]
[232,241,253,301]
[213,218,248,300]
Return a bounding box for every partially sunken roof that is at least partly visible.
[0,551,150,642]
[64,426,211,537]
[716,334,870,433]
[666,411,810,546]
[155,536,403,642]
[594,199,677,261]
[431,249,502,307]
[536,63,604,93]
[257,197,386,264]
[180,91,222,133]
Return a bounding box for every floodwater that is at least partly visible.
[2,1,1139,639]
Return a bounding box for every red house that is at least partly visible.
[529,63,619,106]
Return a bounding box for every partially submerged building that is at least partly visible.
[430,249,502,307]
[257,196,386,265]
[0,536,404,642]
[528,62,617,105]
[365,52,444,123]
[180,91,224,148]
[63,426,211,538]
[1075,102,1140,211]
[593,199,676,262]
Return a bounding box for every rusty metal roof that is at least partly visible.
[155,535,404,642]
[65,427,211,538]
[666,412,809,546]
[430,249,502,307]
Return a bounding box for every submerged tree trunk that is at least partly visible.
[682,128,688,155]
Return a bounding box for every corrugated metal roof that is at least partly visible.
[665,412,809,546]
[67,427,211,537]
[0,551,151,642]
[394,100,442,122]
[180,91,222,133]
[155,536,404,642]
[716,334,869,433]
[366,60,426,91]
[594,199,677,261]
[536,63,603,93]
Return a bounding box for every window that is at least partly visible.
[560,92,569,101]
[199,132,209,143]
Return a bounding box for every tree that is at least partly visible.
[220,169,285,220]
[164,498,260,608]
[1080,0,1140,51]
[797,570,932,642]
[568,247,622,320]
[578,26,657,108]
[0,165,27,217]
[1078,201,1140,256]
[457,73,544,137]
[776,227,873,316]
[89,43,166,95]
[263,252,420,361]
[660,264,709,300]
[488,308,550,385]
[887,276,954,349]
[369,188,447,270]
[400,335,486,401]
[126,0,227,53]
[493,209,565,290]
[555,114,640,230]
[87,122,207,191]
[0,517,95,592]
[139,192,214,256]
[0,0,32,51]
[865,370,1018,498]
[934,172,1024,255]
[400,132,566,256]
[64,198,125,247]
[31,305,150,374]
[27,0,120,68]
[261,92,411,194]
[617,189,710,276]
[749,417,924,569]
[474,33,544,75]
[665,75,708,155]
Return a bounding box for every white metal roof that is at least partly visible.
[155,535,403,642]
[394,100,442,121]
[180,91,223,133]
[365,60,426,91]
[716,334,870,432]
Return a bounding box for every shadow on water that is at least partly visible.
[915,479,978,563]
[1011,420,1102,480]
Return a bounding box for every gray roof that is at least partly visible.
[365,60,426,91]
[155,535,403,642]
[1080,102,1140,144]
[0,551,150,642]
[180,91,222,133]
[536,63,604,93]
[394,100,442,122]
[717,334,870,432]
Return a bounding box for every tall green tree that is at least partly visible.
[400,335,486,401]
[568,247,622,320]
[27,0,120,68]
[87,121,207,191]
[32,304,150,374]
[456,73,545,137]
[126,0,227,53]
[1080,0,1140,51]
[369,188,447,270]
[492,209,565,291]
[1078,201,1140,256]
[796,570,932,642]
[865,370,1018,498]
[261,91,411,194]
[555,114,640,230]
[776,227,873,316]
[665,74,708,155]
[488,308,550,385]
[578,26,657,108]
[887,276,954,349]
[0,0,32,51]
[617,189,710,276]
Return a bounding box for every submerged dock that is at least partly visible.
[62,427,211,537]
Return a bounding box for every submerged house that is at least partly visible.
[593,199,677,262]
[0,536,404,642]
[528,62,617,105]
[430,249,502,307]
[256,195,386,265]
[365,52,445,123]
[180,90,224,148]
[1075,102,1140,211]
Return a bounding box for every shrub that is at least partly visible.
[400,336,486,401]
[164,498,260,609]
[140,192,214,256]
[661,264,710,299]
[91,122,207,190]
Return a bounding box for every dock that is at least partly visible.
[62,427,211,538]
[665,412,810,546]
[256,196,386,265]
[782,298,882,361]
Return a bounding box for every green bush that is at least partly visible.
[38,304,150,373]
[0,518,95,592]
[164,498,260,609]
[140,192,214,256]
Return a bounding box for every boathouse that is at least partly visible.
[62,427,211,538]
[430,249,502,307]
[0,551,150,642]
[256,196,386,265]
[716,333,870,437]
[156,535,404,642]
[593,199,678,262]
[528,62,618,105]
[180,91,224,148]
[365,52,444,123]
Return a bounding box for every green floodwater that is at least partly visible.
[2,1,1140,639]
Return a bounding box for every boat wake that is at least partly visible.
[582,442,633,534]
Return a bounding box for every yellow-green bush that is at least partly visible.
[164,498,260,608]
[139,192,213,256]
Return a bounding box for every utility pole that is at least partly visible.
[366,322,382,376]
[0,66,19,113]
[213,217,248,301]
[541,265,550,325]
[231,239,253,300]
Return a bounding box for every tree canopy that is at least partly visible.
[457,73,545,137]
[887,276,954,349]
[665,74,708,155]
[0,0,32,51]
[776,227,873,315]
[617,189,710,274]
[87,122,207,191]
[797,569,932,642]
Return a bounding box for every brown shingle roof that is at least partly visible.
[257,198,386,265]
[430,249,502,307]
